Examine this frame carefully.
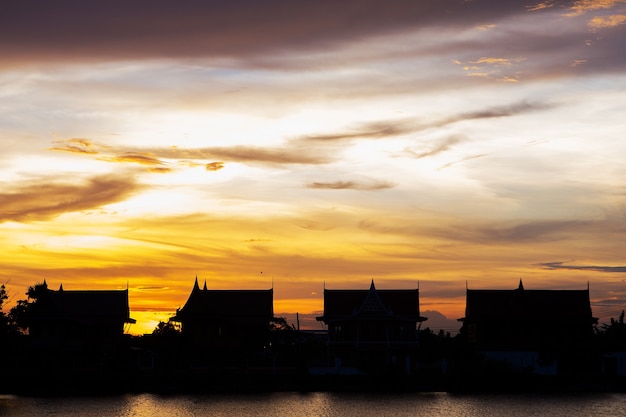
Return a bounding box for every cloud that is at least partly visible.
[537,261,626,272]
[300,101,552,143]
[135,286,170,291]
[456,56,526,81]
[191,146,331,165]
[153,144,336,165]
[205,162,225,171]
[438,220,590,243]
[0,173,142,223]
[51,139,335,167]
[100,153,166,166]
[565,0,626,17]
[588,14,626,28]
[307,180,395,191]
[451,101,553,121]
[404,136,467,159]
[52,140,174,171]
[438,153,489,169]
[147,167,173,174]
[300,119,416,142]
[0,1,528,67]
[527,1,559,12]
[49,138,105,154]
[358,217,593,244]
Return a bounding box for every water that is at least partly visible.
[1,392,626,417]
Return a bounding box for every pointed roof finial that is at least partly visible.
[59,283,63,291]
[203,280,207,291]
[370,279,376,290]
[518,278,524,290]
[193,276,200,290]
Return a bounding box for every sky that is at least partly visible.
[1,0,625,335]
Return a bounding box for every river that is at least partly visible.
[1,391,626,416]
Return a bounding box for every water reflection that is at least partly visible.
[1,392,625,417]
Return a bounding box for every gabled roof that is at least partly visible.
[32,287,135,324]
[463,281,596,323]
[171,278,274,322]
[318,280,426,322]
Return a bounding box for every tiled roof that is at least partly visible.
[172,279,274,321]
[319,281,425,322]
[33,288,135,324]
[464,287,595,323]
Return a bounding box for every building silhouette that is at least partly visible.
[28,280,135,351]
[170,278,274,362]
[460,279,598,375]
[316,280,427,375]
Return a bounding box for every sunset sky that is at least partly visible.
[1,0,625,335]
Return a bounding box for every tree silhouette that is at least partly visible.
[7,281,48,334]
[152,320,181,337]
[599,310,626,348]
[0,284,9,336]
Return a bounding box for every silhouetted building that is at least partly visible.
[316,280,427,375]
[460,280,598,375]
[28,281,135,351]
[170,278,274,353]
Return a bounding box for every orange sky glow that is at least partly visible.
[1,0,626,335]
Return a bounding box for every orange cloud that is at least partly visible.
[588,14,626,28]
[205,162,225,171]
[527,1,559,12]
[49,138,103,154]
[0,173,142,223]
[566,0,626,17]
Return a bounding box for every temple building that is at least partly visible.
[27,281,135,351]
[460,280,598,375]
[316,280,427,375]
[170,278,274,353]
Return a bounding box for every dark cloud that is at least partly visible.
[537,261,626,273]
[451,101,553,122]
[157,145,335,165]
[300,101,553,143]
[193,146,331,165]
[52,140,174,172]
[300,119,416,142]
[434,220,588,243]
[51,138,335,167]
[359,217,592,243]
[0,173,142,223]
[307,180,394,191]
[0,1,530,67]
